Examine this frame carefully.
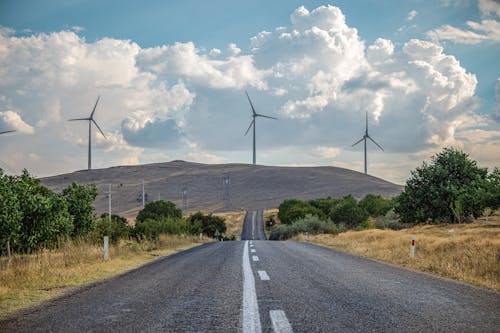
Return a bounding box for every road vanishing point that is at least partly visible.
[1,211,499,332]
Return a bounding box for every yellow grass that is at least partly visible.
[295,217,500,291]
[0,235,207,318]
[215,211,245,239]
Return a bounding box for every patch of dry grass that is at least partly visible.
[295,218,500,291]
[0,235,206,318]
[214,211,245,239]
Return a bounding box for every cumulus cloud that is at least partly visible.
[122,112,184,148]
[0,110,34,134]
[478,0,500,17]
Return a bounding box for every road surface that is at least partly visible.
[241,210,267,240]
[1,211,498,332]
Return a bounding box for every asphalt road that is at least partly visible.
[2,212,498,332]
[241,210,267,241]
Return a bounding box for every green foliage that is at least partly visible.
[329,195,368,229]
[269,214,338,240]
[278,199,323,224]
[187,212,226,237]
[136,200,182,224]
[62,182,98,237]
[0,171,22,251]
[11,170,73,252]
[395,148,496,224]
[359,194,393,217]
[134,217,191,240]
[308,197,340,216]
[265,214,276,229]
[92,214,132,243]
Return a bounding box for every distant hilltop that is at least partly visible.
[40,160,403,220]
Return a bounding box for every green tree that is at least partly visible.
[0,170,22,257]
[93,213,131,242]
[359,194,393,217]
[62,182,98,237]
[136,200,182,224]
[187,212,226,237]
[12,170,73,252]
[330,195,368,229]
[308,197,340,216]
[278,199,323,224]
[395,148,492,224]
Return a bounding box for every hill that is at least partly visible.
[40,160,403,220]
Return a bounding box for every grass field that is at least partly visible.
[215,211,245,239]
[294,215,500,291]
[0,235,207,318]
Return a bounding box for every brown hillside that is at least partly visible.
[40,160,403,218]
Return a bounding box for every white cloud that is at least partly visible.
[407,10,418,21]
[478,0,500,17]
[0,110,34,134]
[428,20,500,44]
[311,146,342,159]
[493,78,500,122]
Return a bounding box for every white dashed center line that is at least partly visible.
[251,249,256,253]
[252,255,259,262]
[242,241,262,333]
[270,310,293,333]
[257,270,270,281]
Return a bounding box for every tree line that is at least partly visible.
[0,169,227,256]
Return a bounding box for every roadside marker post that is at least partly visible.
[103,236,109,261]
[410,236,416,258]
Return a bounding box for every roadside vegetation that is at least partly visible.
[0,168,230,317]
[269,148,499,290]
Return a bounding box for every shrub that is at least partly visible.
[187,212,226,237]
[278,199,323,224]
[62,182,98,237]
[269,225,297,240]
[136,200,182,224]
[308,197,340,217]
[269,214,338,240]
[329,195,368,229]
[359,194,393,217]
[134,217,190,240]
[92,214,132,243]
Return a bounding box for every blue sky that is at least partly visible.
[0,0,498,183]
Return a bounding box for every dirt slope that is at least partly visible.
[40,160,403,217]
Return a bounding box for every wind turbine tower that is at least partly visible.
[68,96,106,171]
[352,112,384,175]
[244,91,277,165]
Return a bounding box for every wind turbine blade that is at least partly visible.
[92,119,106,139]
[244,120,254,136]
[90,96,100,118]
[68,118,90,121]
[256,113,277,120]
[352,137,364,147]
[245,90,257,115]
[0,130,15,134]
[367,135,384,151]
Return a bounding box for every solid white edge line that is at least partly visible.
[251,249,256,253]
[252,255,259,261]
[270,310,293,333]
[242,241,262,333]
[257,270,270,281]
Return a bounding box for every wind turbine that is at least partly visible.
[68,96,106,171]
[244,90,276,165]
[352,112,383,175]
[0,130,15,135]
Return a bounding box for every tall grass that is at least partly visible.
[0,234,205,318]
[295,219,500,291]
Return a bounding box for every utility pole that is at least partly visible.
[105,184,113,220]
[182,185,188,212]
[223,174,231,209]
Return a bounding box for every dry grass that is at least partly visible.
[295,217,500,291]
[214,211,245,239]
[0,235,207,318]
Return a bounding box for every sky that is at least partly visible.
[0,0,499,184]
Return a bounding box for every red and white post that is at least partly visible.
[410,236,416,258]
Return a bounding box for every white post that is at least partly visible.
[199,233,202,241]
[410,236,416,258]
[103,236,109,261]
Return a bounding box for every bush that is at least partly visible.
[329,195,368,229]
[308,197,340,217]
[134,217,191,240]
[278,199,323,224]
[359,194,393,217]
[92,214,132,243]
[136,200,182,224]
[269,214,338,240]
[187,212,226,237]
